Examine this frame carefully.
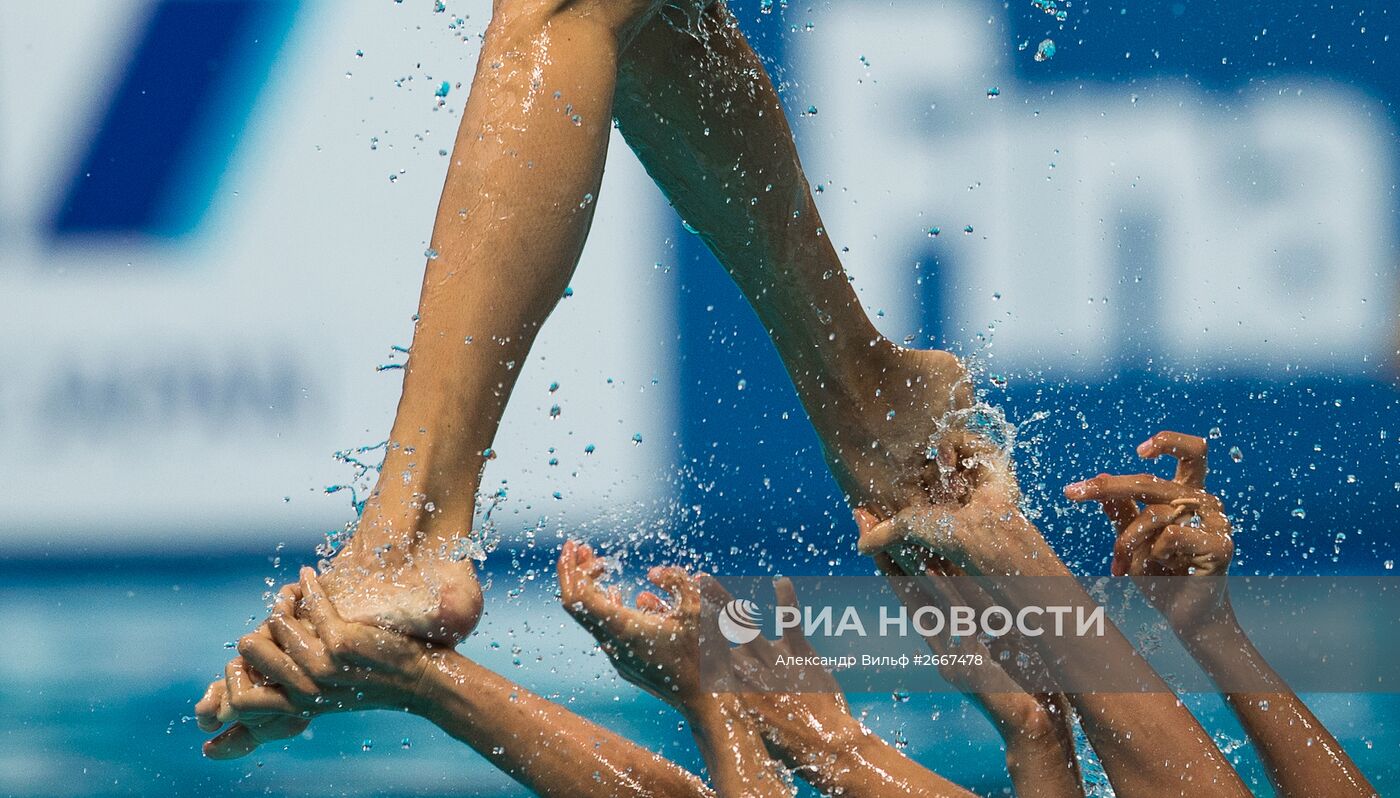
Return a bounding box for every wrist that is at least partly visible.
[681,692,742,727]
[405,649,466,717]
[754,701,864,761]
[1177,607,1250,664]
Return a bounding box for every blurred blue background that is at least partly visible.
[1,0,1396,794]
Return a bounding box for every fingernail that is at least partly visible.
[1136,441,1154,457]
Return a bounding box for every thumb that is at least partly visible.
[856,513,907,555]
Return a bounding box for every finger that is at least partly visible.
[854,507,883,536]
[1138,431,1209,488]
[269,603,325,659]
[1065,473,1193,505]
[298,567,346,646]
[1099,495,1140,535]
[196,680,226,732]
[1112,504,1181,576]
[203,723,262,760]
[772,576,798,610]
[203,716,308,760]
[769,576,812,651]
[1171,495,1233,538]
[1150,524,1234,574]
[557,540,581,599]
[224,657,298,716]
[228,683,300,716]
[635,591,668,613]
[221,658,254,724]
[857,515,908,555]
[238,632,320,697]
[648,566,700,616]
[694,572,734,608]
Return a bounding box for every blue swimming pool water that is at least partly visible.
[1,553,1394,796]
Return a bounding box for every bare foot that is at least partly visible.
[316,503,484,646]
[807,342,984,517]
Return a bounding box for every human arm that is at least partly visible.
[857,455,1251,798]
[197,569,712,798]
[1067,431,1378,798]
[557,541,793,797]
[871,549,1084,798]
[725,577,974,798]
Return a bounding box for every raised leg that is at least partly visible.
[323,0,664,643]
[614,4,974,518]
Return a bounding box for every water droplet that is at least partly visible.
[549,404,561,419]
[631,433,644,445]
[435,81,451,98]
[986,87,1001,98]
[584,443,596,454]
[1228,446,1243,463]
[963,224,975,234]
[1208,427,1222,439]
[926,226,941,237]
[1291,508,1306,519]
[400,737,411,749]
[361,739,373,752]
[1034,38,1057,61]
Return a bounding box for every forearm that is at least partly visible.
[770,715,969,798]
[964,515,1248,797]
[415,653,712,798]
[381,10,622,523]
[1182,613,1376,798]
[684,695,791,798]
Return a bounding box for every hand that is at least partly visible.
[556,541,705,709]
[194,658,311,760]
[854,459,1054,578]
[1064,431,1235,627]
[196,568,438,759]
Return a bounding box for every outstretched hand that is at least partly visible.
[556,540,706,707]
